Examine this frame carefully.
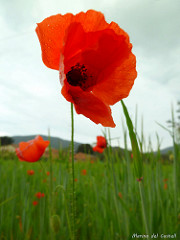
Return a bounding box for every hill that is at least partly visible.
[5,135,175,155]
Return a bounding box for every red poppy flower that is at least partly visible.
[27,170,35,175]
[81,169,87,175]
[93,136,107,153]
[36,10,137,127]
[35,192,45,198]
[35,192,42,199]
[16,136,49,162]
[46,171,50,176]
[74,178,78,182]
[33,201,38,206]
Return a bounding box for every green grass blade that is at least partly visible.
[121,100,143,178]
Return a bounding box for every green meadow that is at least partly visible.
[0,103,180,240]
[0,141,180,239]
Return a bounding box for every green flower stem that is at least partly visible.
[71,103,76,240]
[48,130,54,239]
[171,106,178,216]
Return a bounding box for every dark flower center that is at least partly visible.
[66,63,93,90]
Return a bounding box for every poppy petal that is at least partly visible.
[36,10,108,70]
[35,135,43,141]
[62,22,86,71]
[16,144,39,162]
[109,21,130,45]
[63,22,130,71]
[93,146,104,153]
[92,53,137,105]
[96,136,107,148]
[35,136,50,149]
[61,83,115,127]
[19,141,32,150]
[74,10,108,32]
[82,30,130,72]
[36,13,74,70]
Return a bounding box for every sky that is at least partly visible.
[0,0,180,150]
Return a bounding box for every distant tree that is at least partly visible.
[0,136,14,146]
[76,144,93,154]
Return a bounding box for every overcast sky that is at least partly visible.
[0,0,180,150]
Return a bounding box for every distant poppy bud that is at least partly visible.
[93,136,107,153]
[118,192,123,199]
[47,171,50,176]
[27,170,35,175]
[74,178,78,182]
[16,135,49,162]
[36,10,137,127]
[164,183,168,190]
[137,177,143,182]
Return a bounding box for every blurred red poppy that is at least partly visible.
[81,169,87,175]
[27,170,35,175]
[74,178,78,182]
[36,10,137,127]
[33,201,38,206]
[16,136,49,162]
[35,192,42,199]
[35,192,45,198]
[93,136,107,153]
[46,171,50,176]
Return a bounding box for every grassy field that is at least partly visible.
[0,145,179,240]
[0,103,180,240]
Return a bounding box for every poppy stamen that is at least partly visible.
[66,63,92,90]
